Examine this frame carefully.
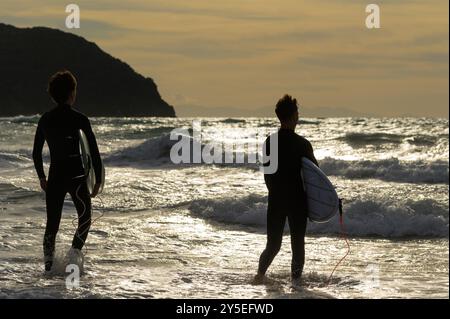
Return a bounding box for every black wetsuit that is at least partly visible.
[32,104,101,264]
[258,128,318,279]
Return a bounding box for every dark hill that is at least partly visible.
[0,23,176,117]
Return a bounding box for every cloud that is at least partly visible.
[0,14,134,40]
[0,0,448,117]
[72,0,293,21]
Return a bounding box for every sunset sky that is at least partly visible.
[1,0,448,117]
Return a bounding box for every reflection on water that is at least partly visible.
[0,117,448,298]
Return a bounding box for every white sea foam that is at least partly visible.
[104,133,255,167]
[0,152,32,168]
[319,157,449,184]
[188,195,449,238]
[104,133,182,165]
[0,117,448,299]
[103,134,448,184]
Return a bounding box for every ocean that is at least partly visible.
[0,116,448,298]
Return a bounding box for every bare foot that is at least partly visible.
[291,277,303,288]
[252,273,266,285]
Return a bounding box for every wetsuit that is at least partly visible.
[258,128,318,280]
[32,104,101,266]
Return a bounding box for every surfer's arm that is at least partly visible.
[83,118,102,185]
[264,174,275,191]
[306,141,319,167]
[32,120,46,179]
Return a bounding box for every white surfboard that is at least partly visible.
[79,129,105,195]
[301,158,339,223]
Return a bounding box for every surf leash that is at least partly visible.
[72,183,105,257]
[327,198,350,285]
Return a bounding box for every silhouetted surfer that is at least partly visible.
[255,95,318,285]
[32,70,102,271]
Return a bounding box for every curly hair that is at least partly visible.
[47,70,77,104]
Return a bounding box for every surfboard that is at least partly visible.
[79,129,105,195]
[301,158,339,223]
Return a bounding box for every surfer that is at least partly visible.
[32,70,102,271]
[254,94,318,285]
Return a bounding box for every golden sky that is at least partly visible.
[1,0,448,117]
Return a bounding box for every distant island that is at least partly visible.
[176,104,375,118]
[0,23,176,117]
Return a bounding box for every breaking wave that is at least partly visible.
[188,195,449,238]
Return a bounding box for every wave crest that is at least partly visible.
[188,195,449,238]
[320,157,449,184]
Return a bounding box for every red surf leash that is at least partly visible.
[327,198,350,285]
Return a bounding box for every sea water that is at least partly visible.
[0,116,448,298]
